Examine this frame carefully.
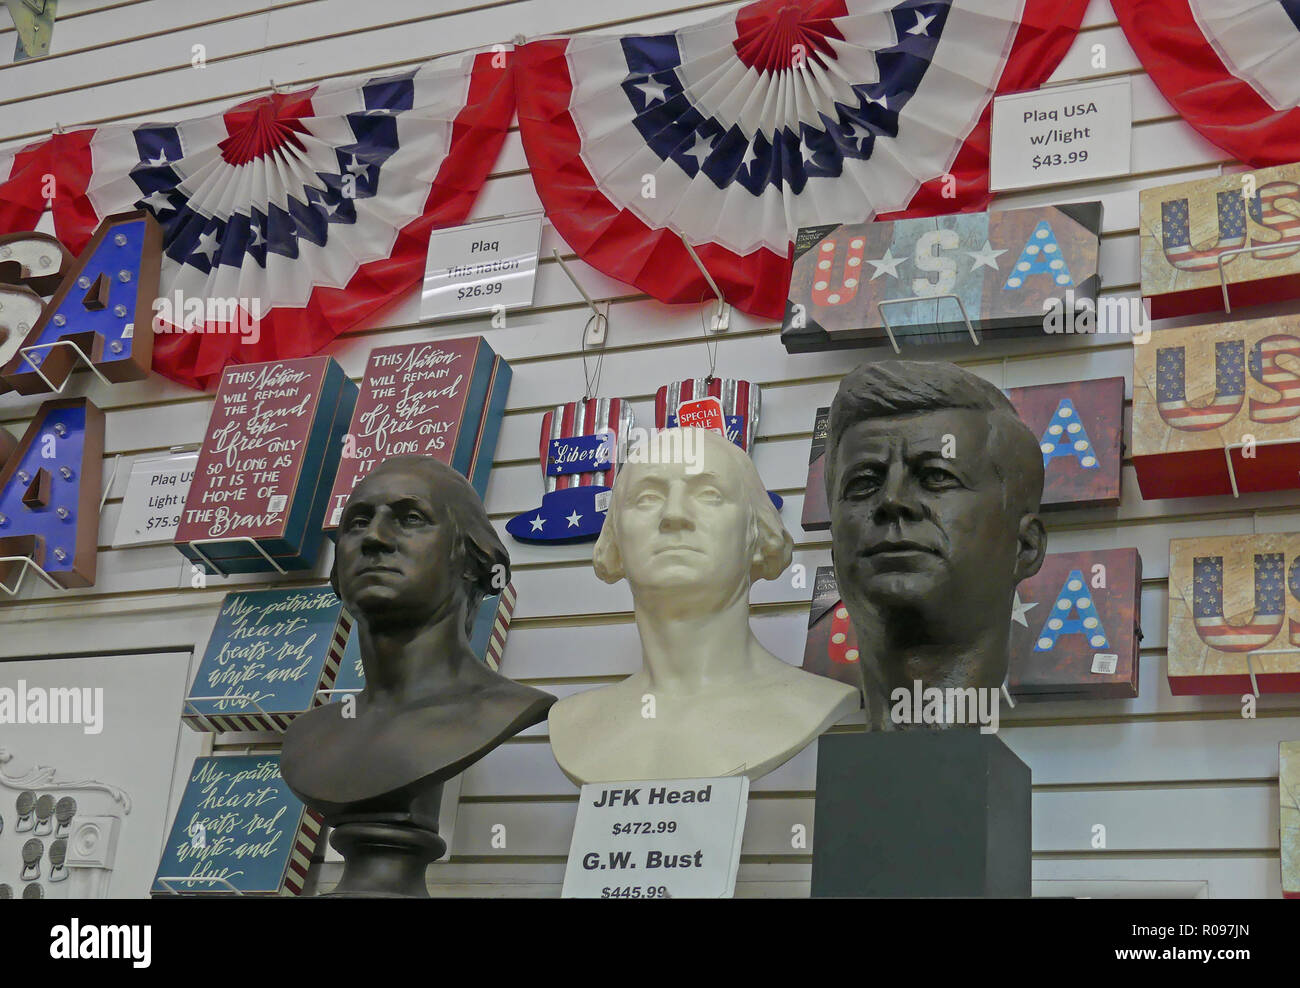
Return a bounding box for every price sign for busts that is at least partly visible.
[990,77,1132,192]
[561,776,749,899]
[421,214,543,321]
[112,452,198,547]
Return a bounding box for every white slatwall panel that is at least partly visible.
[0,0,1290,899]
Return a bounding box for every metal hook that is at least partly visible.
[682,239,730,332]
[698,304,720,382]
[552,249,609,398]
[580,312,606,401]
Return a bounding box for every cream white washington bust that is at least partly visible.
[548,427,858,784]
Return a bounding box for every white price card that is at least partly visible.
[111,452,198,547]
[420,213,542,321]
[561,776,748,899]
[990,77,1132,192]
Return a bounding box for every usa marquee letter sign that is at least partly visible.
[781,202,1101,353]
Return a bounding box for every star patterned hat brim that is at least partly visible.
[506,485,612,544]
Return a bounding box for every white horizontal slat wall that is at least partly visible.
[0,0,1291,898]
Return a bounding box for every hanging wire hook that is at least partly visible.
[698,302,719,382]
[551,248,610,398]
[581,311,606,400]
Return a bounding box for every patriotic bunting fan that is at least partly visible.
[0,49,513,389]
[1113,0,1300,167]
[516,0,1087,320]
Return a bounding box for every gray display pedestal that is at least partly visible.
[811,730,1031,897]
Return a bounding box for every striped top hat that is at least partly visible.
[506,396,635,544]
[654,377,782,509]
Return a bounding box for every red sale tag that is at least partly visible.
[676,396,726,436]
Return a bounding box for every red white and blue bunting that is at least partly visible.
[515,0,1087,320]
[0,49,514,389]
[1113,0,1300,167]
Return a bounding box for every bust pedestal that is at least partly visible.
[319,783,447,899]
[810,730,1031,897]
[326,815,446,899]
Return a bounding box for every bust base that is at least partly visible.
[325,819,447,898]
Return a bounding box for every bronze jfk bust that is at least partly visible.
[280,456,554,897]
[826,361,1047,731]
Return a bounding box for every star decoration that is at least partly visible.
[908,10,937,36]
[1010,592,1037,628]
[966,240,1007,272]
[192,230,219,263]
[141,189,174,213]
[529,515,545,532]
[863,93,889,111]
[801,140,818,168]
[145,150,171,167]
[741,140,761,171]
[345,155,369,179]
[248,221,265,247]
[867,249,904,280]
[566,510,582,528]
[637,76,671,105]
[685,131,716,164]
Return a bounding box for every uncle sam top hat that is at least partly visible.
[506,396,635,544]
[654,376,782,509]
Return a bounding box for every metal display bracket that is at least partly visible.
[877,294,980,354]
[185,536,287,576]
[183,694,273,734]
[18,339,110,393]
[154,875,245,896]
[0,554,65,596]
[1214,242,1300,314]
[1220,437,1295,498]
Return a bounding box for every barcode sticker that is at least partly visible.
[1091,653,1119,675]
[595,490,611,513]
[267,495,288,514]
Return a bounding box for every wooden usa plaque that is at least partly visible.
[1168,534,1300,695]
[1006,376,1124,510]
[1140,163,1300,320]
[1132,315,1300,499]
[1008,548,1142,701]
[782,202,1102,353]
[801,406,831,532]
[1283,741,1300,898]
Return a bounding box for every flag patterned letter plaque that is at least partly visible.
[1133,316,1300,499]
[1140,163,1300,320]
[1169,534,1300,695]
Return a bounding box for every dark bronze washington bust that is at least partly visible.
[280,455,554,896]
[825,361,1047,731]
